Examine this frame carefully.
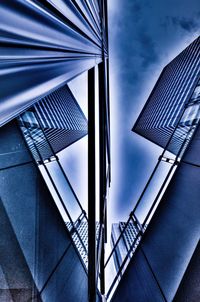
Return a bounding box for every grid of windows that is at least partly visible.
[66,221,100,267]
[18,84,87,161]
[119,222,141,252]
[111,222,141,274]
[133,36,200,154]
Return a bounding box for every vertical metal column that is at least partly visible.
[99,60,107,295]
[88,67,96,302]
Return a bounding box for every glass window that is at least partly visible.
[191,85,200,100]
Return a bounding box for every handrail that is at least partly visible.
[105,97,200,299]
[104,213,139,268]
[33,108,88,220]
[18,115,89,269]
[106,230,142,299]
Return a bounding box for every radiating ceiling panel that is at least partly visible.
[0,0,108,126]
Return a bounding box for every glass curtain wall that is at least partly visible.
[104,76,200,301]
[18,59,110,301]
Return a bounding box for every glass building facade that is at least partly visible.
[1,1,199,301]
[110,36,200,302]
[18,84,88,162]
[0,1,110,302]
[133,36,200,154]
[111,222,141,275]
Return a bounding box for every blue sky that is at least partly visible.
[61,0,200,229]
[107,0,200,223]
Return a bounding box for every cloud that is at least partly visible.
[171,16,199,32]
[107,0,200,223]
[126,1,143,22]
[136,30,159,68]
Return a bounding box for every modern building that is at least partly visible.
[109,36,200,302]
[111,222,141,275]
[0,1,110,302]
[133,36,200,154]
[1,1,199,302]
[18,84,88,163]
[66,220,101,267]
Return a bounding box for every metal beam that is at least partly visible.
[88,66,96,302]
[99,60,107,294]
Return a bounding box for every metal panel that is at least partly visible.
[0,0,107,126]
[173,240,200,302]
[111,249,165,302]
[113,123,200,302]
[0,120,88,301]
[88,67,96,302]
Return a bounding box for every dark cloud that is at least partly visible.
[133,2,142,14]
[171,16,199,32]
[109,0,161,78]
[128,1,143,21]
[115,1,144,23]
[136,30,159,68]
[108,0,200,221]
[162,13,200,33]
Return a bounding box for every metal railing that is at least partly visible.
[105,91,200,300]
[18,110,89,270]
